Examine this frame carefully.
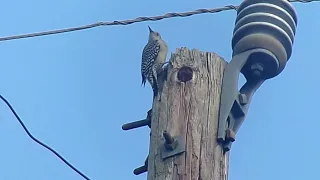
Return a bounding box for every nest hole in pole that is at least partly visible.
[177,66,193,82]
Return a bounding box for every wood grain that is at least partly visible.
[147,48,229,180]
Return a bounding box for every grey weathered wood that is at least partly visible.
[147,47,229,180]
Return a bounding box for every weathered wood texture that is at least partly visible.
[147,48,229,180]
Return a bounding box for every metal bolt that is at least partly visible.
[122,109,152,130]
[225,128,236,142]
[163,131,174,144]
[133,156,148,175]
[122,119,150,130]
[163,131,178,151]
[134,165,147,175]
[250,63,264,77]
[223,144,231,152]
[238,93,248,105]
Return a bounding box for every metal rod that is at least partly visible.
[163,131,174,144]
[122,119,150,130]
[133,165,147,175]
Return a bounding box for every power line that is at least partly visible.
[0,95,90,180]
[0,0,316,178]
[0,0,318,42]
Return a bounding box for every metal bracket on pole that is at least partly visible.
[217,0,298,152]
[161,131,185,160]
[217,49,267,151]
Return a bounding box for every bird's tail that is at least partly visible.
[141,74,147,87]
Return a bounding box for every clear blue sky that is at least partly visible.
[0,0,318,180]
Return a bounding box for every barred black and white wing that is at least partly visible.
[141,40,160,92]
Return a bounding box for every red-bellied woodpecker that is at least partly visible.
[141,26,168,101]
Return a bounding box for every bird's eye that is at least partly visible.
[156,32,159,36]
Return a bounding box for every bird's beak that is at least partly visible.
[148,26,153,33]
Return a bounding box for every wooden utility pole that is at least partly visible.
[147,47,228,180]
[123,1,298,179]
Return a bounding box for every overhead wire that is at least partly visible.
[0,0,318,42]
[0,95,90,180]
[0,0,318,179]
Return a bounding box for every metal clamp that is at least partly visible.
[217,49,267,152]
[217,0,298,152]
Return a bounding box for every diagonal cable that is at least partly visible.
[0,95,90,180]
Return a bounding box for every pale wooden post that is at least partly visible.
[147,47,229,180]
